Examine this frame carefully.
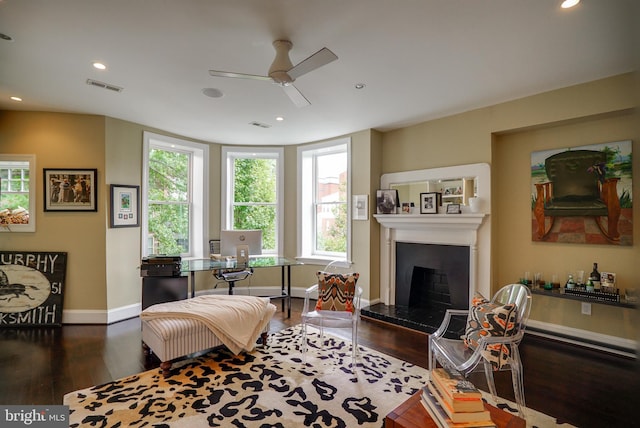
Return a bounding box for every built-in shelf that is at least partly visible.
[531,287,636,309]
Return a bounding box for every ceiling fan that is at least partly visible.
[209,40,338,108]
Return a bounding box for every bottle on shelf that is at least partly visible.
[589,263,601,291]
[566,274,576,289]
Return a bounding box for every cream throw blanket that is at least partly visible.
[141,295,276,355]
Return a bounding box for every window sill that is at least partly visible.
[296,256,352,266]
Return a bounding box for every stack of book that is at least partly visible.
[421,367,496,428]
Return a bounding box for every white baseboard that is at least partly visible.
[61,289,373,325]
[62,303,141,325]
[526,319,637,358]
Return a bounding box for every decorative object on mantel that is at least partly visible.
[419,192,440,214]
[531,140,632,246]
[110,184,140,228]
[446,203,461,214]
[468,196,481,213]
[44,168,97,212]
[376,189,398,214]
[0,251,67,327]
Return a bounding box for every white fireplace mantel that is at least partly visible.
[374,213,485,233]
[375,163,491,305]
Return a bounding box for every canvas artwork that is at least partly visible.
[0,251,67,326]
[531,140,632,245]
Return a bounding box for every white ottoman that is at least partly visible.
[141,296,276,376]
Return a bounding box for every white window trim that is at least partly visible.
[142,131,209,259]
[221,146,284,255]
[296,138,351,265]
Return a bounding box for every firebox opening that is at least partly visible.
[361,242,470,334]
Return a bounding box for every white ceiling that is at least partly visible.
[0,0,636,146]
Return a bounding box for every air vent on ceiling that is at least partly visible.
[86,79,123,93]
[249,121,271,128]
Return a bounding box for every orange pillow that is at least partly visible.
[315,272,359,312]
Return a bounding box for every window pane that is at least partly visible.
[0,163,30,222]
[148,203,190,255]
[316,152,347,202]
[233,205,276,251]
[233,158,276,203]
[148,148,189,202]
[315,202,347,253]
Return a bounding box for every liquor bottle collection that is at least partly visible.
[522,262,621,303]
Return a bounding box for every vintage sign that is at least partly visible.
[0,251,67,326]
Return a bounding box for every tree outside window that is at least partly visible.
[222,147,283,255]
[147,148,190,255]
[142,132,208,259]
[315,152,347,253]
[298,139,350,261]
[232,158,277,251]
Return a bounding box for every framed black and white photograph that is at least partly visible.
[110,184,140,228]
[376,189,398,214]
[446,203,462,214]
[44,168,97,212]
[420,192,439,214]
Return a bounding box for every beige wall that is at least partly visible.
[0,111,108,311]
[494,111,637,340]
[380,73,638,342]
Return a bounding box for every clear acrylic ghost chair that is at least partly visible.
[428,284,532,417]
[301,261,363,370]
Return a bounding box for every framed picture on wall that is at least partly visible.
[110,184,140,228]
[44,168,97,212]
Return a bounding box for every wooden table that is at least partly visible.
[385,391,526,428]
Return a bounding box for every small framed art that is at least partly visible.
[376,189,399,214]
[110,184,140,228]
[446,203,462,214]
[420,192,440,214]
[44,168,97,211]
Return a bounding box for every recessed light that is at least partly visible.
[10,96,22,102]
[202,88,224,98]
[355,83,366,89]
[93,62,107,70]
[275,116,284,121]
[561,0,579,8]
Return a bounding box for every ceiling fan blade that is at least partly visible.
[209,70,272,81]
[287,47,338,80]
[282,84,310,108]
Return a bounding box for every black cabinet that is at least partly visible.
[142,276,188,310]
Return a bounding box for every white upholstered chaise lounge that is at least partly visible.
[141,294,276,376]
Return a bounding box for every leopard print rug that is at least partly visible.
[64,326,573,427]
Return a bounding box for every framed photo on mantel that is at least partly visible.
[420,192,440,214]
[376,189,398,214]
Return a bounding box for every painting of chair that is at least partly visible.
[533,149,621,241]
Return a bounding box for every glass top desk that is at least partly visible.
[181,256,303,318]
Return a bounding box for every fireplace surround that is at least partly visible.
[364,163,491,332]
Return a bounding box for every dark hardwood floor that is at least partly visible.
[0,298,637,427]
